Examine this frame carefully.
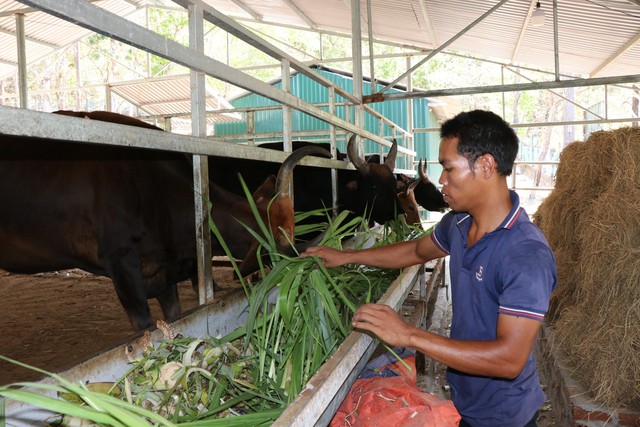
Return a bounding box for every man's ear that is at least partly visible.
[475,154,497,178]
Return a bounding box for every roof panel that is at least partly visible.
[0,0,147,80]
[207,0,639,78]
[110,74,242,122]
[1,0,638,99]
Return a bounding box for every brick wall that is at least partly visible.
[535,324,640,427]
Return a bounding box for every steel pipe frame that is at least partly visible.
[16,0,412,156]
[0,105,344,169]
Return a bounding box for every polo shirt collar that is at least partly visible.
[455,190,522,230]
[500,190,522,230]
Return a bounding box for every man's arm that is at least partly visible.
[300,233,447,269]
[352,305,541,379]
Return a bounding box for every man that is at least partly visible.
[302,110,557,427]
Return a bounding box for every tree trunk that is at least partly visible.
[533,95,558,189]
[563,87,575,148]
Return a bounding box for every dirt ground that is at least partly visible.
[0,268,238,386]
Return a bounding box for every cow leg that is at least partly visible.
[156,284,181,322]
[113,286,154,332]
[114,285,154,332]
[102,256,154,332]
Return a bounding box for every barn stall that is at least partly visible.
[0,106,446,425]
[0,0,428,423]
[1,0,640,424]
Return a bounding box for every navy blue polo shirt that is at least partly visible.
[430,191,557,427]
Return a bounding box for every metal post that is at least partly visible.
[553,0,560,81]
[105,85,112,111]
[329,86,338,217]
[281,58,292,152]
[189,1,214,304]
[281,58,293,204]
[366,0,376,96]
[406,56,414,171]
[501,66,506,119]
[246,111,255,146]
[351,0,365,154]
[146,6,152,77]
[605,85,609,120]
[76,42,82,108]
[15,13,28,109]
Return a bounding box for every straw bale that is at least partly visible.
[536,127,640,409]
[552,139,586,190]
[606,127,640,192]
[534,185,583,259]
[552,298,640,408]
[546,248,579,321]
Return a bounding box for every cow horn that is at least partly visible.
[407,178,420,194]
[347,134,370,175]
[276,145,332,198]
[384,139,398,171]
[418,159,428,183]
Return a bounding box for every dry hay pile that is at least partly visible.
[534,127,640,409]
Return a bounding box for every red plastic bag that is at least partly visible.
[331,356,460,427]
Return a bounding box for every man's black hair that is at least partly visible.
[440,110,519,176]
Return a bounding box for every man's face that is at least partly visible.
[438,136,481,212]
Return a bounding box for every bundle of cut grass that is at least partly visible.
[534,127,640,409]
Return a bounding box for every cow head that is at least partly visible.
[415,159,448,212]
[344,135,402,224]
[397,178,421,225]
[237,145,332,277]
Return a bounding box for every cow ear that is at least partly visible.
[252,175,277,204]
[346,180,358,191]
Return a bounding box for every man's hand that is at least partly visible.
[351,303,414,347]
[300,245,347,268]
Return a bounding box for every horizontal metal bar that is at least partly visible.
[509,186,555,191]
[369,74,640,102]
[514,161,559,165]
[418,159,559,167]
[0,105,348,169]
[414,115,640,133]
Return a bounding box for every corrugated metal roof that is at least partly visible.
[109,74,242,122]
[0,0,638,109]
[0,0,147,80]
[198,0,640,78]
[0,1,242,123]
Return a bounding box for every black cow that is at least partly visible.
[416,159,448,212]
[0,111,327,331]
[366,153,447,214]
[208,136,402,228]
